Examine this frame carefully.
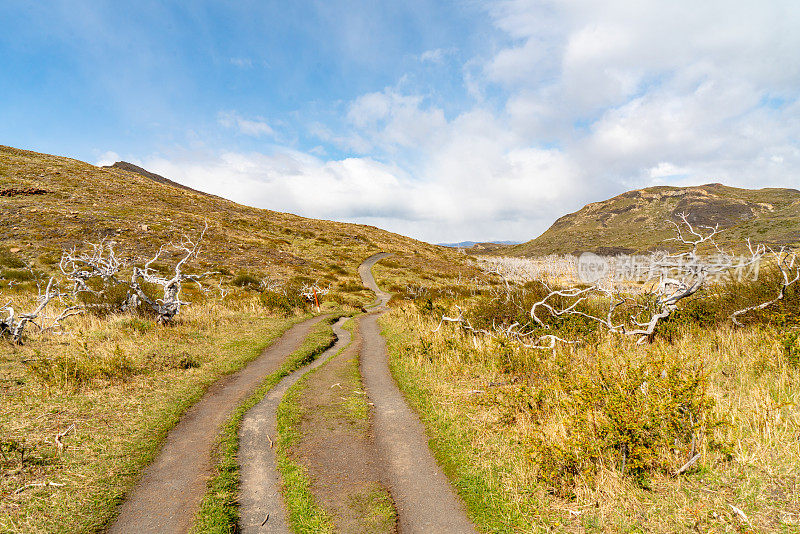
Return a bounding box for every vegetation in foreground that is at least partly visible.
[375,253,800,532]
[0,293,304,533]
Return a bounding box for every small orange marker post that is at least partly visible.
[313,288,320,312]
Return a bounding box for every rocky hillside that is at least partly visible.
[506,183,800,256]
[0,145,465,281]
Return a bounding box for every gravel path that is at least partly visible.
[359,253,477,534]
[238,316,351,533]
[108,316,326,534]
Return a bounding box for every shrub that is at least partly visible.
[259,287,308,316]
[0,268,34,281]
[26,345,138,388]
[327,263,347,275]
[232,272,261,289]
[259,290,293,315]
[0,248,26,269]
[782,331,800,367]
[77,278,131,316]
[534,350,724,494]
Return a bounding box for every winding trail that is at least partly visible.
[359,253,477,534]
[109,315,326,534]
[238,317,351,533]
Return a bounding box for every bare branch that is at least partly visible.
[732,247,798,326]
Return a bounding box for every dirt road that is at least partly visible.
[358,253,477,533]
[108,316,327,534]
[238,317,351,533]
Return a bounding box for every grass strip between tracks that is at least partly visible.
[191,316,341,533]
[272,317,356,534]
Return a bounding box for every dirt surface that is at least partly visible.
[108,315,326,534]
[359,254,477,534]
[238,317,352,533]
[291,321,397,533]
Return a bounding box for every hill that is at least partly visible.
[506,183,800,256]
[0,145,464,283]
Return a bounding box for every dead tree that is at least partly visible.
[60,239,126,309]
[0,277,82,343]
[61,224,212,323]
[445,214,765,347]
[126,224,213,323]
[528,214,761,344]
[300,282,330,312]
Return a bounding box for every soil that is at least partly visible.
[291,321,397,533]
[358,253,477,533]
[108,315,326,534]
[238,317,351,534]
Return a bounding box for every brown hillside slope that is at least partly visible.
[0,145,464,281]
[507,183,800,256]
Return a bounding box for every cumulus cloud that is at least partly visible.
[94,150,120,166]
[135,1,800,243]
[218,111,275,137]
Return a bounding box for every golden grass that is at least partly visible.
[0,296,306,533]
[380,302,800,532]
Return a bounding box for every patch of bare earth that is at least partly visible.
[292,323,397,533]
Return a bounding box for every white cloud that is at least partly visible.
[419,48,456,64]
[230,57,253,68]
[218,111,275,137]
[95,150,120,166]
[144,1,800,243]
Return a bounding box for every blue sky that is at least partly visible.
[2,1,799,242]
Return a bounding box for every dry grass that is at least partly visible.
[380,303,800,532]
[0,296,306,533]
[0,144,464,288]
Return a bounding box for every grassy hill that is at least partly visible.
[0,145,464,283]
[506,183,800,256]
[0,144,472,532]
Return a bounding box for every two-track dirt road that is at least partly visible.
[110,253,475,533]
[358,253,477,533]
[109,316,327,534]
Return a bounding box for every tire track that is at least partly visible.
[108,316,327,534]
[358,253,477,534]
[238,317,352,533]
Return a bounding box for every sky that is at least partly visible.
[1,1,799,243]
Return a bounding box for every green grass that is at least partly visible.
[348,484,397,533]
[192,318,339,533]
[379,315,549,533]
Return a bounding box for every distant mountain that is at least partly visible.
[505,183,800,257]
[102,161,215,198]
[438,240,520,248]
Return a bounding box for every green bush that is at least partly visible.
[77,278,131,316]
[259,288,308,316]
[259,290,293,315]
[0,248,26,269]
[232,272,261,289]
[0,268,34,281]
[534,352,723,494]
[782,331,800,367]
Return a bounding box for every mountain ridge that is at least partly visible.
[505,183,800,256]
